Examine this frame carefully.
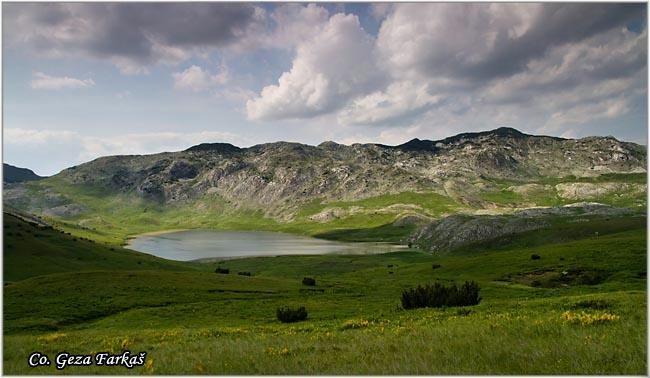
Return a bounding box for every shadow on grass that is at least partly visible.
[314,223,417,243]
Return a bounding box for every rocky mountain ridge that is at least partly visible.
[54,128,645,210]
[3,163,44,183]
[4,128,646,237]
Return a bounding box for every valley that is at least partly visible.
[2,128,647,374]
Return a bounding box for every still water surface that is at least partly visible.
[126,229,404,261]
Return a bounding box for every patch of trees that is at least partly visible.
[401,281,481,309]
[276,306,308,323]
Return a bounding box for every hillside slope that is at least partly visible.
[2,212,197,281]
[3,163,43,183]
[4,127,646,243]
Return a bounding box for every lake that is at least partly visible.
[126,229,405,261]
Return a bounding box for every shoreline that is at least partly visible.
[125,228,192,242]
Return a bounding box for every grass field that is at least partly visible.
[3,211,647,374]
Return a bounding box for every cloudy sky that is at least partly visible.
[3,2,647,176]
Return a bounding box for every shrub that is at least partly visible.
[571,299,610,310]
[215,267,229,274]
[276,306,308,323]
[238,271,251,276]
[302,277,316,286]
[531,254,541,260]
[432,264,442,269]
[576,270,607,285]
[401,281,481,309]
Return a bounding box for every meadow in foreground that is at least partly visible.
[3,212,646,374]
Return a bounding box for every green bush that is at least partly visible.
[276,306,308,323]
[401,281,481,309]
[531,254,541,260]
[302,277,316,286]
[215,267,229,274]
[238,271,251,276]
[432,264,442,269]
[571,299,610,310]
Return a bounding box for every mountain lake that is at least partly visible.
[126,229,406,261]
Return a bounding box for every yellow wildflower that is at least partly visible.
[145,358,154,372]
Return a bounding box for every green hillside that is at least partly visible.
[3,213,198,282]
[3,213,646,374]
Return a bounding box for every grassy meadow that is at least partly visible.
[2,210,647,374]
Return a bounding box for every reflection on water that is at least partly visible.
[126,230,405,261]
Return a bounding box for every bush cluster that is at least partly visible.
[401,281,481,309]
[238,271,251,276]
[571,299,609,310]
[214,267,229,274]
[276,306,308,323]
[302,277,316,286]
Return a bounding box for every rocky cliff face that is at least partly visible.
[40,128,644,218]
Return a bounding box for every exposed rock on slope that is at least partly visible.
[408,203,635,253]
[555,183,646,200]
[5,128,646,223]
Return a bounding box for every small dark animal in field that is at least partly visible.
[302,277,316,286]
[215,267,230,274]
[389,271,394,274]
[277,306,308,323]
[559,257,565,261]
[387,264,393,268]
[432,264,442,269]
[238,271,251,276]
[531,254,541,260]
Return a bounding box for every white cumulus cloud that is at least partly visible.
[246,13,383,121]
[173,64,229,92]
[30,72,95,90]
